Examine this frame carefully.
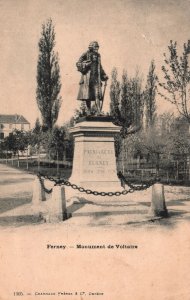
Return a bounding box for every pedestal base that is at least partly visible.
[69,117,122,198]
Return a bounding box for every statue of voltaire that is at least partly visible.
[76,41,108,115]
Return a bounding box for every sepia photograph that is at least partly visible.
[0,0,190,299]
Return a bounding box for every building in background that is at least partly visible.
[0,114,30,140]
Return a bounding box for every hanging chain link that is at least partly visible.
[117,171,159,191]
[37,173,53,194]
[37,171,157,196]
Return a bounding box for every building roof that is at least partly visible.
[0,114,30,124]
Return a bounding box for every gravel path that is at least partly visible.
[1,162,190,229]
[0,163,190,300]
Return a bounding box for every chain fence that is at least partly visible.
[37,171,159,197]
[37,174,53,194]
[117,171,159,191]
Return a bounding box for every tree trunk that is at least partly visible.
[63,148,66,163]
[26,148,29,170]
[137,155,140,169]
[38,147,40,172]
[176,160,179,180]
[188,156,190,181]
[122,139,125,174]
[156,153,160,177]
[185,159,188,181]
[141,169,144,181]
[17,152,20,168]
[166,171,169,183]
[56,150,59,176]
[49,150,51,167]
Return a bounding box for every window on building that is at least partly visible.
[0,124,4,129]
[21,124,24,130]
[9,124,12,129]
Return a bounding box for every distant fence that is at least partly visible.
[117,159,190,185]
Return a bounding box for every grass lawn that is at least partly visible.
[0,158,72,179]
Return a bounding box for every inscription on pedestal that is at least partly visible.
[69,120,122,191]
[83,147,116,178]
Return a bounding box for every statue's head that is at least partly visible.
[89,41,99,52]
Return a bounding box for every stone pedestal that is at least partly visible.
[45,186,67,222]
[32,176,46,205]
[149,183,168,218]
[69,117,122,195]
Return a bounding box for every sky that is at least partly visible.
[0,0,190,127]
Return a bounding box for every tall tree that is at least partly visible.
[144,60,157,129]
[110,68,143,172]
[120,70,131,130]
[5,130,29,167]
[110,67,121,118]
[33,118,41,134]
[129,72,144,128]
[159,40,190,123]
[36,18,62,131]
[110,68,143,137]
[48,126,66,159]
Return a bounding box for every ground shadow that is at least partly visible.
[0,215,43,227]
[70,209,147,218]
[91,202,138,207]
[67,203,86,215]
[139,198,190,208]
[166,198,189,206]
[127,209,189,229]
[66,198,95,215]
[138,201,150,207]
[0,178,32,185]
[168,209,189,218]
[0,196,31,214]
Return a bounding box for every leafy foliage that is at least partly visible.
[127,113,190,176]
[159,40,190,122]
[4,130,29,155]
[110,68,143,138]
[144,60,157,128]
[36,19,62,130]
[47,126,66,160]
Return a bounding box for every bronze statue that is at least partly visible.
[76,41,108,115]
